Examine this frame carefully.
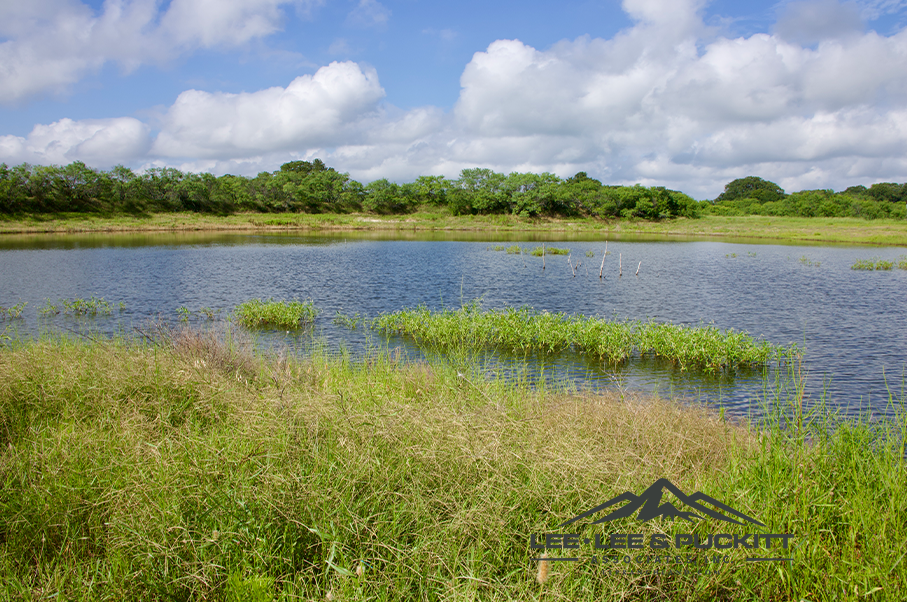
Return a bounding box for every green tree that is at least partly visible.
[715,176,785,204]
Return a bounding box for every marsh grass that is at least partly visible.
[372,302,796,373]
[234,299,318,330]
[851,257,895,270]
[38,296,121,317]
[0,302,26,318]
[528,246,570,257]
[332,311,361,329]
[0,327,904,600]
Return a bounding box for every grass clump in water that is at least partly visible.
[0,302,27,319]
[372,302,795,372]
[39,296,120,317]
[851,257,894,270]
[528,246,570,256]
[0,328,904,600]
[234,298,318,329]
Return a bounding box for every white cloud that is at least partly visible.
[346,0,390,28]
[0,0,322,104]
[0,117,151,166]
[151,61,385,158]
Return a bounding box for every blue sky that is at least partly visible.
[2,0,906,197]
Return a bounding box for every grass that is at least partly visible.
[332,311,362,329]
[4,213,907,245]
[851,258,897,270]
[39,296,122,317]
[0,326,904,600]
[0,302,27,318]
[372,302,797,373]
[234,299,318,330]
[528,246,570,256]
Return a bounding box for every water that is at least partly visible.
[2,231,906,419]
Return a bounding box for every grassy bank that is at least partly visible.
[0,327,904,600]
[2,211,907,245]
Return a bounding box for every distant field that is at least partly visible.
[1,212,906,245]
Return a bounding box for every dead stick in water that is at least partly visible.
[599,248,606,278]
[543,244,546,270]
[636,261,641,276]
[619,253,622,277]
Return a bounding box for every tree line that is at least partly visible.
[0,161,904,220]
[0,160,699,219]
[706,176,907,220]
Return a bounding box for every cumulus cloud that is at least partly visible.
[0,117,151,166]
[151,61,386,158]
[775,0,864,45]
[0,0,322,104]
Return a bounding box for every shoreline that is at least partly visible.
[2,212,907,245]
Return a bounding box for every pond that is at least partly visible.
[1,230,906,419]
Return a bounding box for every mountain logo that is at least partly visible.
[560,478,765,527]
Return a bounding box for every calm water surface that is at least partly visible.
[1,231,906,419]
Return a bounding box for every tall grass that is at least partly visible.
[0,327,904,600]
[234,299,318,329]
[371,302,796,372]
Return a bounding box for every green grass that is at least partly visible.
[528,246,571,256]
[234,299,318,330]
[39,296,121,317]
[332,311,362,329]
[0,327,904,600]
[372,302,796,372]
[3,213,907,246]
[851,258,896,270]
[0,302,27,319]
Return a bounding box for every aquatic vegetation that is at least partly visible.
[0,302,26,319]
[505,245,521,254]
[234,298,318,329]
[528,246,570,256]
[898,255,907,270]
[333,311,362,329]
[851,257,894,270]
[585,250,595,257]
[372,302,796,372]
[177,306,191,322]
[39,296,118,317]
[799,255,820,267]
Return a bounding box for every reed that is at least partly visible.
[234,298,318,329]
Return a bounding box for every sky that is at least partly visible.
[1,0,906,198]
